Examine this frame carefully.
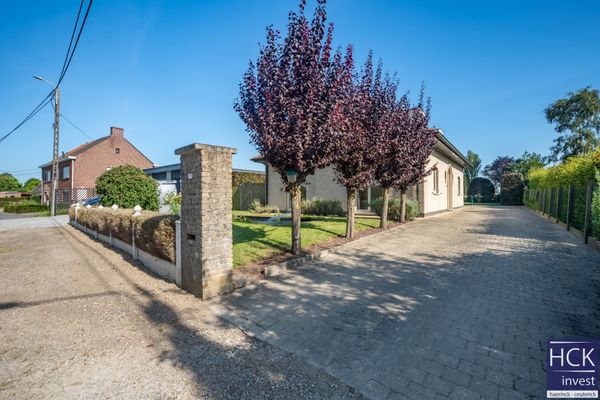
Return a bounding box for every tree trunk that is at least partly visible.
[380,187,389,229]
[400,189,407,222]
[345,187,356,238]
[290,184,302,255]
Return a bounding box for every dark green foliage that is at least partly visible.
[301,199,344,216]
[513,151,545,179]
[3,203,48,213]
[501,173,524,205]
[370,198,418,221]
[22,178,41,192]
[464,150,482,192]
[96,165,159,211]
[0,173,21,191]
[467,177,496,202]
[545,87,600,162]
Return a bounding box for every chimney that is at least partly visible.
[110,127,124,139]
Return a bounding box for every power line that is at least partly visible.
[0,93,55,144]
[58,0,94,86]
[59,0,85,81]
[0,0,93,145]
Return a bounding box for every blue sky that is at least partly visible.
[1,0,599,183]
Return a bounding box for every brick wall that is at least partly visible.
[73,127,153,188]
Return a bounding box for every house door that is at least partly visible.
[447,167,453,210]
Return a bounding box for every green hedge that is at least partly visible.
[370,198,418,221]
[3,204,48,213]
[525,151,600,239]
[500,173,524,205]
[301,199,344,216]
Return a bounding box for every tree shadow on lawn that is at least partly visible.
[53,225,358,399]
[217,231,600,398]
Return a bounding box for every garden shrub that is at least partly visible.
[467,177,496,202]
[96,165,159,211]
[71,207,176,261]
[3,203,48,213]
[370,198,419,221]
[301,199,344,216]
[525,151,600,239]
[249,199,279,214]
[134,213,177,263]
[500,173,524,205]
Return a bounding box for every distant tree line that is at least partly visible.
[0,173,41,193]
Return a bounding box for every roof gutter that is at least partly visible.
[38,156,76,169]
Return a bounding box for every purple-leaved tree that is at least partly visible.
[234,0,353,254]
[333,52,382,238]
[374,85,437,228]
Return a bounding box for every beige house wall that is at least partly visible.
[259,140,466,215]
[421,148,465,216]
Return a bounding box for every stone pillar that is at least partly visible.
[175,143,237,299]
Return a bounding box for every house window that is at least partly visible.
[62,165,70,179]
[457,177,461,195]
[432,168,439,193]
[115,147,120,154]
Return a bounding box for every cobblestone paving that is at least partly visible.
[212,205,600,400]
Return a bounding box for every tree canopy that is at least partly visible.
[512,151,545,178]
[0,173,21,191]
[22,178,41,192]
[545,87,600,162]
[96,165,159,211]
[483,156,514,187]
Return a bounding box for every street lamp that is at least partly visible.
[34,75,60,216]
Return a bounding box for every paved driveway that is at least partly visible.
[213,205,600,400]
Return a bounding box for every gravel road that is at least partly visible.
[0,225,361,400]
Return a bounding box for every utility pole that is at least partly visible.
[50,88,60,216]
[34,75,60,216]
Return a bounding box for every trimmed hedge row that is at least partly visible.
[3,203,48,213]
[371,198,419,221]
[70,207,177,263]
[301,199,344,216]
[525,151,600,239]
[500,173,524,205]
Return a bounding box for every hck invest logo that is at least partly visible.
[547,339,598,399]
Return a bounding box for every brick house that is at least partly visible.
[39,127,153,204]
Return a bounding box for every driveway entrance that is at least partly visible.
[213,205,600,399]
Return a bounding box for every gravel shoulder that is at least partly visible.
[0,225,361,400]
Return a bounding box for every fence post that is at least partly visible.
[131,218,138,260]
[555,187,562,223]
[566,185,574,231]
[175,219,182,286]
[583,181,593,244]
[541,189,545,214]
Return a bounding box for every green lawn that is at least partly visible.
[233,216,380,267]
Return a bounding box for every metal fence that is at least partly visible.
[524,182,599,244]
[233,182,266,210]
[53,188,96,215]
